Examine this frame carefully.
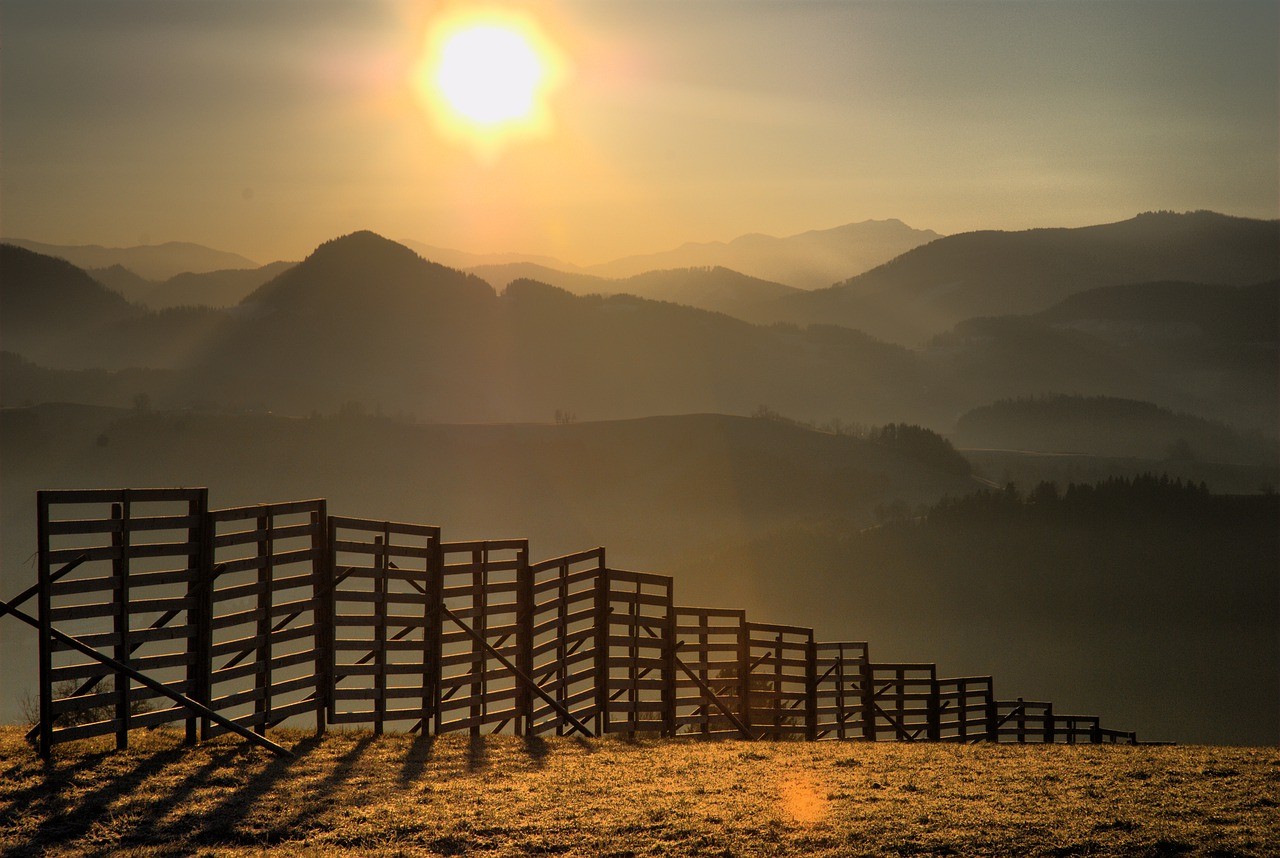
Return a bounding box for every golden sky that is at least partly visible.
[1,0,1277,265]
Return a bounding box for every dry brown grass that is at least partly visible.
[1,726,1276,857]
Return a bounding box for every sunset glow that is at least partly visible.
[418,9,566,154]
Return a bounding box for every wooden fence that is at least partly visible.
[5,488,1140,758]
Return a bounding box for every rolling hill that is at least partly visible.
[0,244,140,365]
[91,261,296,309]
[3,238,258,281]
[953,395,1275,463]
[763,211,1280,345]
[5,228,1276,439]
[586,219,941,288]
[470,263,799,318]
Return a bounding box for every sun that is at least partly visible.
[437,25,542,125]
[418,8,566,151]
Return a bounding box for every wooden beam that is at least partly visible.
[439,602,593,738]
[0,597,292,758]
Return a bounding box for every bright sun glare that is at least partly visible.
[419,9,565,151]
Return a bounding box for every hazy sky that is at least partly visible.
[2,0,1276,265]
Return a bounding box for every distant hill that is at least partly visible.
[4,238,259,281]
[0,244,140,365]
[954,395,1275,464]
[765,211,1280,344]
[923,278,1280,434]
[91,261,296,309]
[5,231,1275,439]
[399,239,580,273]
[586,219,941,288]
[468,262,613,294]
[88,264,158,304]
[470,264,799,319]
[178,231,924,423]
[1036,278,1280,344]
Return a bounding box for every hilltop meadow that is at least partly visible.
[2,727,1278,857]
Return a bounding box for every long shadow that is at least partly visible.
[83,740,296,858]
[522,734,550,768]
[184,733,370,850]
[0,743,122,827]
[466,733,488,772]
[1,740,193,858]
[179,733,338,849]
[398,732,435,787]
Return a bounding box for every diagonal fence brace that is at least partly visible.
[439,603,593,738]
[0,595,292,758]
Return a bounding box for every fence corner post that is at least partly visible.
[515,542,533,736]
[984,678,997,743]
[926,667,940,742]
[36,490,53,761]
[859,647,875,742]
[190,488,212,745]
[312,500,329,737]
[661,585,677,738]
[804,636,818,742]
[593,558,609,737]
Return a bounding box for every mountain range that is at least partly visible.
[90,261,295,309]
[754,210,1280,344]
[578,218,942,287]
[2,210,1276,439]
[2,238,259,281]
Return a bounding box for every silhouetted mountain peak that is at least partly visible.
[243,231,494,312]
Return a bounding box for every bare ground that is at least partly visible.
[1,726,1276,857]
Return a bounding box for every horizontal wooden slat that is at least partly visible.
[330,516,439,536]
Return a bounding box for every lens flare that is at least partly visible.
[417,7,567,155]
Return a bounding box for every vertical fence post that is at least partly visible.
[112,499,131,750]
[661,585,676,738]
[325,515,339,729]
[593,561,610,736]
[36,492,53,760]
[1043,702,1055,744]
[311,501,328,736]
[187,489,211,745]
[375,532,388,736]
[738,620,751,739]
[926,667,940,742]
[418,527,437,736]
[428,533,445,736]
[804,637,818,742]
[254,511,273,736]
[859,651,875,741]
[834,646,846,740]
[470,547,484,737]
[516,543,533,736]
[984,679,997,744]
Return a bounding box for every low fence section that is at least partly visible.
[22,488,1140,757]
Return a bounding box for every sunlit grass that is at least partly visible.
[1,726,1276,856]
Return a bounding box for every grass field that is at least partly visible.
[1,726,1276,857]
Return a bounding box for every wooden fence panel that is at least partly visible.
[813,642,869,740]
[673,607,746,737]
[435,539,528,735]
[206,500,326,738]
[744,621,813,740]
[934,676,993,742]
[866,663,937,741]
[599,569,674,736]
[36,488,209,756]
[527,549,606,736]
[327,517,439,734]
